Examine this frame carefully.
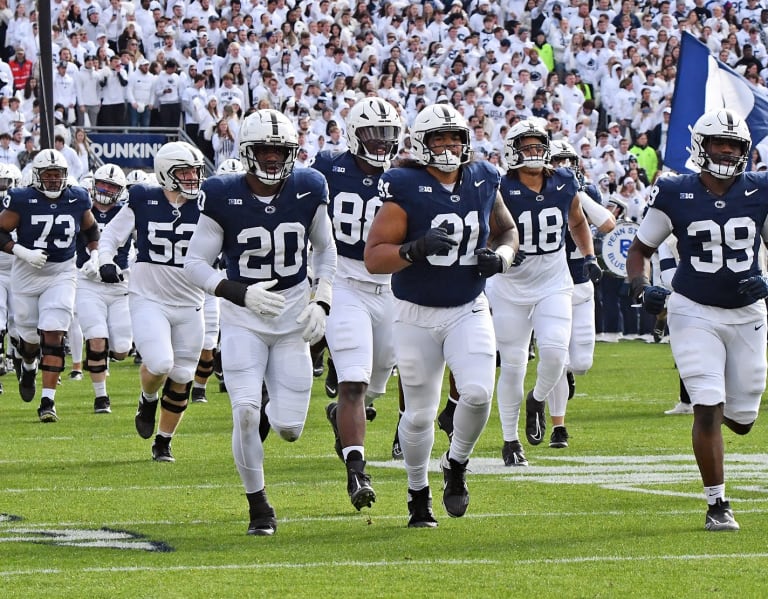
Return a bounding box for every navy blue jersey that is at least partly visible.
[566,182,603,283]
[380,160,500,307]
[500,167,577,257]
[128,184,199,268]
[200,169,328,291]
[76,205,132,269]
[311,150,381,261]
[648,172,768,309]
[4,185,91,263]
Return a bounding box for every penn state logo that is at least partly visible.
[50,203,57,209]
[99,211,107,219]
[536,194,544,202]
[265,205,276,214]
[2,196,9,208]
[714,200,726,209]
[450,194,460,203]
[362,177,374,187]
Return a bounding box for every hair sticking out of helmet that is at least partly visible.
[154,141,205,199]
[409,104,472,172]
[239,109,299,185]
[346,97,401,169]
[92,163,126,205]
[688,108,751,179]
[31,149,69,199]
[504,119,551,170]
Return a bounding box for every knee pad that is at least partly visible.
[276,423,303,443]
[365,389,383,404]
[18,338,40,362]
[40,338,66,373]
[460,382,492,408]
[195,358,215,379]
[161,379,191,413]
[85,339,109,373]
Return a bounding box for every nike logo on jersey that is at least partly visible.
[756,323,765,331]
[296,192,311,199]
[474,180,485,187]
[745,189,758,196]
[69,198,77,203]
[471,308,483,313]
[556,184,566,191]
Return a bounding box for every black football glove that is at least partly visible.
[583,254,602,285]
[474,248,504,278]
[99,263,124,283]
[737,275,768,302]
[641,285,671,315]
[511,249,526,267]
[629,275,650,300]
[399,220,457,263]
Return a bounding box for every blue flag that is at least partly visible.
[666,32,768,173]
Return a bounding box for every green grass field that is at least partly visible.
[2,340,768,598]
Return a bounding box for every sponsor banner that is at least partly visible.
[88,133,170,168]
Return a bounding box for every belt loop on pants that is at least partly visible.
[343,278,391,295]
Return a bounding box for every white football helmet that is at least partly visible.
[689,108,751,179]
[504,120,551,170]
[346,97,401,169]
[31,148,69,199]
[154,141,205,199]
[125,169,148,188]
[239,109,299,185]
[0,163,21,197]
[549,139,578,167]
[92,163,126,205]
[216,158,245,174]
[410,104,472,172]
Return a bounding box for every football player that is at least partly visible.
[311,97,401,511]
[77,163,133,414]
[364,104,519,527]
[491,121,599,466]
[97,141,206,462]
[0,163,21,390]
[189,158,247,403]
[627,108,768,532]
[0,149,98,422]
[185,109,337,536]
[550,140,614,409]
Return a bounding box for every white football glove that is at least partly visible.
[296,302,326,345]
[12,244,47,269]
[81,249,100,280]
[244,279,285,318]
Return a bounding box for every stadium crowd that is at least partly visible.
[0,0,764,534]
[0,0,764,346]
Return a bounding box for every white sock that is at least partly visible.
[41,388,56,401]
[93,381,107,397]
[142,391,159,403]
[705,484,725,505]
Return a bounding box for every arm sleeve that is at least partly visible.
[308,204,337,284]
[184,213,227,295]
[636,207,672,249]
[98,205,135,263]
[578,190,614,229]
